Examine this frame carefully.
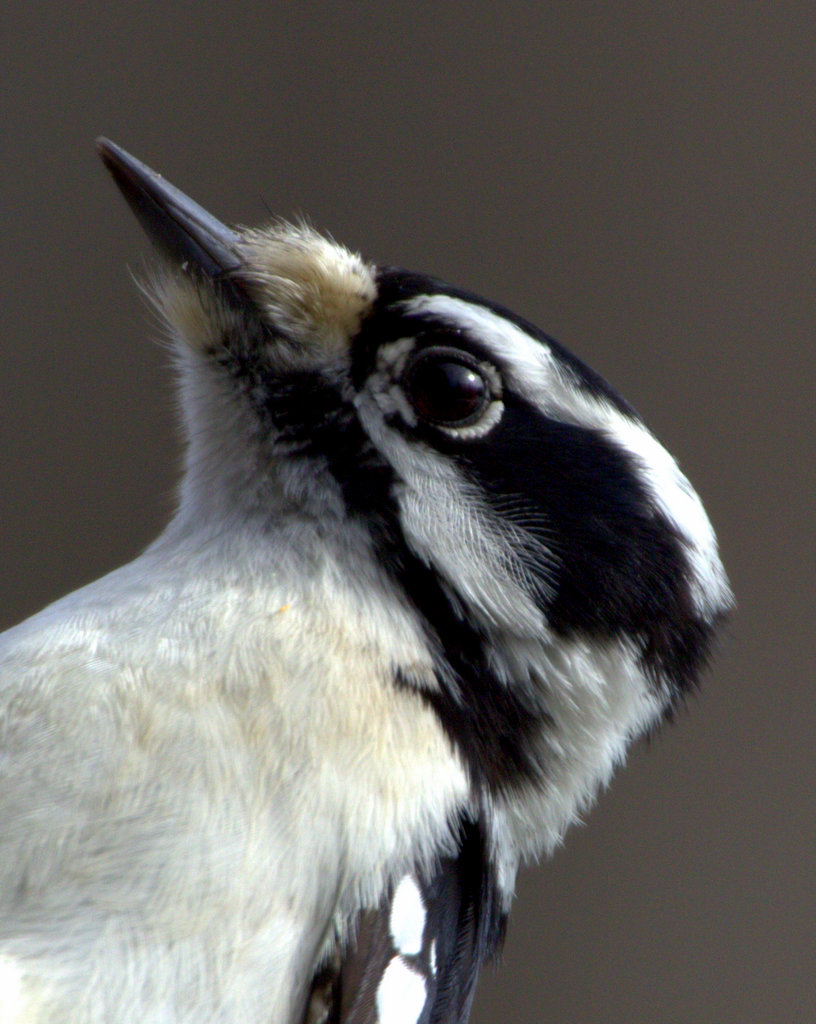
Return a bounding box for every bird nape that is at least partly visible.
[0,140,731,1024]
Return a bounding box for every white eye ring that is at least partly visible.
[401,345,504,439]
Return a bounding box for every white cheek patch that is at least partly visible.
[400,294,731,622]
[356,395,554,637]
[398,470,552,635]
[376,956,428,1024]
[389,875,426,957]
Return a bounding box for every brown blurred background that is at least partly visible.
[1,5,813,1022]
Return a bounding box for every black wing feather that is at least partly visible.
[305,816,507,1024]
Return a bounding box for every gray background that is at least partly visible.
[1,5,812,1022]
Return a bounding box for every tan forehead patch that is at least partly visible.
[238,222,377,358]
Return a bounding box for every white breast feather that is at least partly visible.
[0,524,468,1024]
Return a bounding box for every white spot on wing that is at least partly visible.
[429,939,437,976]
[389,874,426,956]
[376,956,428,1024]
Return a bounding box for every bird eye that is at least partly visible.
[403,347,491,427]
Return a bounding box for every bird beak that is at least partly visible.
[96,138,242,281]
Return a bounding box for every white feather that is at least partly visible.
[0,522,468,1023]
[376,957,427,1024]
[389,876,426,957]
[1,219,729,1022]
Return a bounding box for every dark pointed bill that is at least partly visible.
[96,138,242,280]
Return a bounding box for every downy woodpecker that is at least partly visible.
[0,140,731,1024]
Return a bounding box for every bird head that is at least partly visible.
[98,140,731,858]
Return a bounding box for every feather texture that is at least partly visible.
[0,143,731,1023]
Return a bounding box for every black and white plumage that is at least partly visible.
[0,140,731,1024]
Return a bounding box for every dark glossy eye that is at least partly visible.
[404,347,491,427]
